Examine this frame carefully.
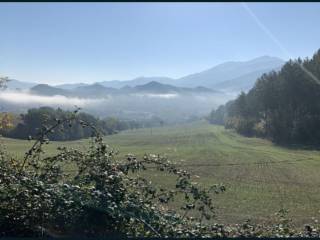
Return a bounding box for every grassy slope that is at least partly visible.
[2,121,320,225]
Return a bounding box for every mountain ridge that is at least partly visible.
[173,56,284,89]
[23,81,218,98]
[5,56,285,93]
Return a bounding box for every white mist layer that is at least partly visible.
[0,91,103,107]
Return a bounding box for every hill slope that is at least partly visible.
[7,79,37,90]
[174,56,284,90]
[30,84,70,96]
[71,83,117,97]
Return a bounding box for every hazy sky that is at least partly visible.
[1,3,320,84]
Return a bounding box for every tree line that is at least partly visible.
[0,107,162,141]
[208,49,320,145]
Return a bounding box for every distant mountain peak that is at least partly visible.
[134,81,178,93]
[31,84,59,90]
[140,81,166,87]
[175,55,285,90]
[55,83,88,90]
[248,55,284,63]
[30,84,69,96]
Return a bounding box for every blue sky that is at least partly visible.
[0,3,320,84]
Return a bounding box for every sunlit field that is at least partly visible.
[3,121,320,226]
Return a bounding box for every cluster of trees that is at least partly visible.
[1,107,144,141]
[208,49,320,145]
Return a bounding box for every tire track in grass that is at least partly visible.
[242,154,284,222]
[255,159,271,218]
[265,157,289,212]
[221,154,264,223]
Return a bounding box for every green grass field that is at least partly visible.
[2,121,320,225]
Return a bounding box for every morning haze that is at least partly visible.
[2,2,320,238]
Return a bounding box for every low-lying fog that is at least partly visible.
[0,90,236,123]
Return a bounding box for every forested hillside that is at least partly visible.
[208,50,320,144]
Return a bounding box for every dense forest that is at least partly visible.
[0,107,147,141]
[208,50,320,145]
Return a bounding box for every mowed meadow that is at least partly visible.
[2,121,320,225]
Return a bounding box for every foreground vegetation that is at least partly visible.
[1,114,228,237]
[2,121,320,236]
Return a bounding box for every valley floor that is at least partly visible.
[2,121,320,225]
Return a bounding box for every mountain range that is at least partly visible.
[6,56,284,94]
[28,81,218,98]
